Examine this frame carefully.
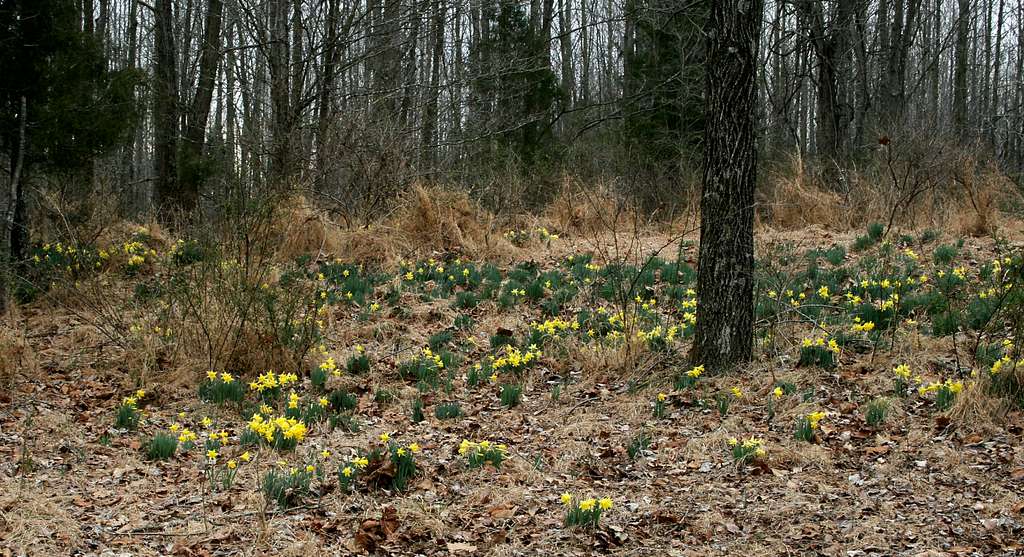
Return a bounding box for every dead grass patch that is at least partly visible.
[947,376,1009,433]
[0,318,37,386]
[0,482,79,553]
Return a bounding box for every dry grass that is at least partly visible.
[0,317,36,387]
[543,178,635,236]
[761,154,849,230]
[0,481,80,554]
[948,374,1011,433]
[389,184,514,261]
[761,151,1022,234]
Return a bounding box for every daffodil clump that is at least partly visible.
[529,317,579,345]
[248,370,299,403]
[315,261,373,306]
[988,350,1024,398]
[795,411,827,442]
[499,383,523,408]
[561,493,613,529]
[115,389,146,430]
[310,357,338,389]
[204,445,249,491]
[146,432,178,460]
[459,439,508,469]
[283,390,330,423]
[504,229,531,246]
[653,392,668,418]
[491,344,542,376]
[245,413,308,451]
[728,436,767,464]
[262,460,315,508]
[199,371,244,404]
[892,363,913,395]
[174,424,198,451]
[398,347,448,391]
[536,227,559,246]
[919,379,963,410]
[337,454,371,492]
[799,335,841,369]
[370,433,420,491]
[344,344,370,374]
[636,324,681,351]
[851,319,876,334]
[675,364,703,390]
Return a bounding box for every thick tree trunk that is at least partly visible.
[693,0,761,372]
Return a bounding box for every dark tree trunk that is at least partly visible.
[953,0,970,139]
[798,0,856,162]
[181,0,224,196]
[422,0,445,164]
[558,0,575,107]
[153,0,181,216]
[269,0,292,184]
[692,0,761,372]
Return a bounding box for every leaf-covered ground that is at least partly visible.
[2,225,1023,556]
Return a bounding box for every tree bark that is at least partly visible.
[154,0,181,215]
[182,0,224,197]
[422,0,445,164]
[558,0,575,107]
[2,96,27,311]
[693,0,761,372]
[953,0,970,139]
[269,0,292,184]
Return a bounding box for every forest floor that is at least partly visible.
[1,220,1024,557]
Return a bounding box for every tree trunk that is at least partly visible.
[693,0,761,372]
[953,0,970,139]
[990,0,1006,146]
[182,0,224,197]
[269,0,292,184]
[153,0,181,215]
[558,0,575,107]
[797,0,855,162]
[422,0,445,164]
[1,96,27,311]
